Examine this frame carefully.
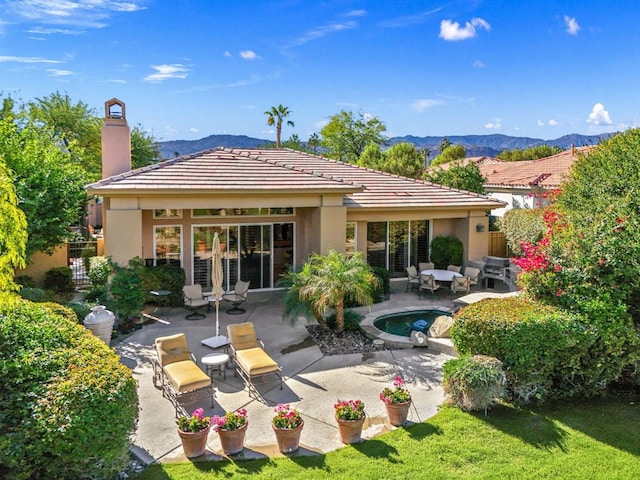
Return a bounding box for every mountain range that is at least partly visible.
[157,132,614,160]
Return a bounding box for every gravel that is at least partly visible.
[306,324,389,356]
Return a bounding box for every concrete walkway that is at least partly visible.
[115,282,462,465]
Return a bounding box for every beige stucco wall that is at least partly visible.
[105,209,143,266]
[15,246,67,286]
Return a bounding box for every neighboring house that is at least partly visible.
[87,99,504,292]
[475,147,594,216]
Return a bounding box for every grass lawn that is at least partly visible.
[136,394,640,479]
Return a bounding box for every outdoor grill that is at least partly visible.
[481,256,510,287]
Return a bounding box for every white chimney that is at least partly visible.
[101,98,131,179]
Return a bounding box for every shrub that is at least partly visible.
[0,293,138,479]
[497,208,546,256]
[85,284,109,305]
[430,235,463,269]
[38,302,77,323]
[370,266,390,302]
[44,266,74,293]
[14,275,35,288]
[66,301,96,323]
[88,256,111,287]
[108,258,146,324]
[443,355,506,413]
[141,263,186,307]
[325,309,364,331]
[451,297,595,402]
[18,286,49,303]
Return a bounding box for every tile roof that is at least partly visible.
[478,146,595,188]
[87,147,504,210]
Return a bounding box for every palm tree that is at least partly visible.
[298,250,379,332]
[264,104,294,148]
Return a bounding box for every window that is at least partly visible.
[346,223,356,256]
[153,209,182,219]
[154,226,182,266]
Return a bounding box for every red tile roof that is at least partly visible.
[87,147,504,210]
[479,146,595,188]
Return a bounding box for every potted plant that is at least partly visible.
[334,399,366,444]
[272,403,304,453]
[176,408,211,458]
[211,408,248,455]
[380,375,412,426]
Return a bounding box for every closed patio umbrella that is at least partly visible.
[201,232,228,348]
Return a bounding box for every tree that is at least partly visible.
[308,133,320,154]
[131,124,161,169]
[430,144,467,167]
[264,104,294,148]
[496,208,546,255]
[497,145,563,161]
[0,117,87,256]
[297,250,378,332]
[357,142,385,170]
[384,142,426,178]
[439,138,452,153]
[0,159,27,291]
[424,160,486,194]
[320,110,387,163]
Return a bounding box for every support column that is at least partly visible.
[105,209,143,266]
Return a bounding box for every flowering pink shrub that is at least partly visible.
[272,403,303,429]
[211,408,247,432]
[379,376,412,405]
[334,399,365,420]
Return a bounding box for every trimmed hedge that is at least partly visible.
[0,293,138,479]
[451,297,595,402]
[430,235,463,269]
[44,266,74,293]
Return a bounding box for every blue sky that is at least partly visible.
[1,1,638,142]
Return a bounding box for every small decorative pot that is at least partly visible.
[83,305,116,345]
[335,414,366,444]
[217,421,248,455]
[272,420,304,453]
[177,425,211,458]
[385,400,411,426]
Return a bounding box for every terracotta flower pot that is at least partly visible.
[177,425,211,458]
[217,421,248,455]
[335,414,366,444]
[385,400,411,426]
[272,420,304,453]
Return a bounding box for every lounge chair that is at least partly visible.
[227,322,283,398]
[153,333,214,414]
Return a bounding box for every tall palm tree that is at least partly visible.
[298,250,379,332]
[264,104,294,148]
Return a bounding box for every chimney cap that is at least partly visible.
[105,98,126,120]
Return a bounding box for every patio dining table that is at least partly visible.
[420,269,463,282]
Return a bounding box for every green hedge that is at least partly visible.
[44,266,74,293]
[451,297,595,402]
[443,355,506,412]
[0,293,138,479]
[430,235,463,269]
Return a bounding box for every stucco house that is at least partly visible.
[477,146,595,216]
[87,99,504,292]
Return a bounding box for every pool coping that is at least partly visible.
[360,305,457,356]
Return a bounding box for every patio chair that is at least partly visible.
[419,262,434,272]
[419,274,441,296]
[152,333,214,415]
[447,265,462,273]
[222,280,250,314]
[405,266,420,292]
[464,267,480,287]
[227,322,283,398]
[183,284,210,320]
[451,275,471,295]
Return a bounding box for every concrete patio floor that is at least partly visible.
[114,281,506,466]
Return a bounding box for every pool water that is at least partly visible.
[373,309,450,337]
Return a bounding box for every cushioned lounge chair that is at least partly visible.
[153,333,214,414]
[227,322,282,398]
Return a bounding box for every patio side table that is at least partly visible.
[149,290,171,319]
[201,352,229,380]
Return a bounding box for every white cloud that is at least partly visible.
[410,98,444,111]
[564,15,580,35]
[346,10,367,17]
[104,79,126,83]
[548,119,559,126]
[224,51,232,57]
[537,120,545,127]
[288,20,358,48]
[439,17,490,41]
[28,26,85,35]
[164,126,178,136]
[0,55,61,63]
[189,127,199,133]
[363,112,374,121]
[472,60,486,68]
[379,7,443,28]
[144,64,188,82]
[586,103,612,125]
[46,68,73,76]
[239,50,259,60]
[484,122,501,130]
